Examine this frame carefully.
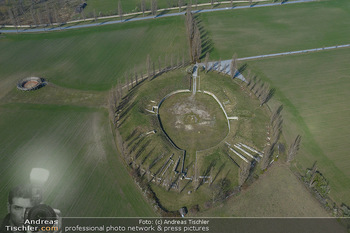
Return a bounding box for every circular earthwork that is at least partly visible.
[17,77,46,91]
[158,92,229,151]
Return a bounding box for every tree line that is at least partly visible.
[202,52,303,185]
[108,52,189,127]
[185,6,201,63]
[2,0,81,27]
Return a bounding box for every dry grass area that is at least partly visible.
[159,92,228,151]
[197,163,329,217]
[246,47,350,206]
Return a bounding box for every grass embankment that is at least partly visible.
[245,47,350,205]
[0,16,188,91]
[201,0,350,59]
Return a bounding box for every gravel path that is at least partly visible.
[0,0,316,34]
[200,43,350,82]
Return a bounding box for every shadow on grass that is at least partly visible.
[180,180,192,193]
[211,163,225,186]
[234,63,248,78]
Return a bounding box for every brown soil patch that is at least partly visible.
[24,80,39,89]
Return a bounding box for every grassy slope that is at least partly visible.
[0,16,188,91]
[245,47,350,205]
[201,0,350,60]
[198,164,329,217]
[0,102,155,217]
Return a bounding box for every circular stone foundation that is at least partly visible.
[17,77,46,91]
[159,92,229,151]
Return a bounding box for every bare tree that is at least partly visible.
[308,162,318,188]
[125,73,130,90]
[195,0,198,8]
[45,2,52,25]
[93,9,97,21]
[30,5,37,26]
[185,8,194,61]
[217,58,221,72]
[245,70,252,87]
[245,70,251,87]
[191,25,201,63]
[151,0,158,15]
[271,105,283,125]
[230,62,234,78]
[36,8,43,26]
[7,8,18,32]
[230,54,237,78]
[53,6,59,25]
[185,6,202,63]
[204,52,210,73]
[141,0,146,17]
[118,80,123,100]
[170,54,173,68]
[249,0,253,6]
[231,0,233,7]
[252,77,261,94]
[80,6,86,21]
[14,7,22,27]
[261,144,274,170]
[146,54,151,79]
[211,0,214,8]
[259,84,275,106]
[18,0,25,15]
[134,66,138,85]
[108,89,117,125]
[271,105,283,145]
[287,135,301,162]
[182,52,185,67]
[177,54,180,67]
[158,56,161,72]
[195,27,202,62]
[239,161,251,186]
[231,53,237,78]
[118,0,123,21]
[178,0,183,12]
[164,54,168,70]
[188,0,192,10]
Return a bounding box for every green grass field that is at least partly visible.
[0,102,155,217]
[245,47,350,205]
[0,16,188,91]
[201,0,350,60]
[0,7,189,218]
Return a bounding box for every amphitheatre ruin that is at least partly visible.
[113,63,272,211]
